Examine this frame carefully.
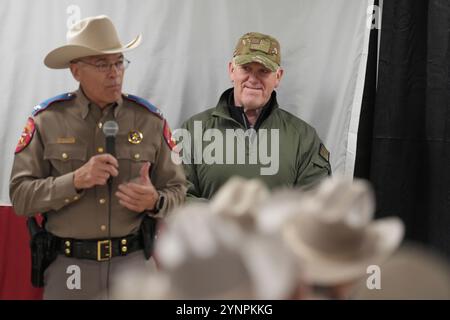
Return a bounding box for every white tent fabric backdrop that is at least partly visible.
[0,0,372,205]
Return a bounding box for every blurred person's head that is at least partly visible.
[254,176,405,299]
[282,177,404,299]
[209,176,270,228]
[115,201,301,299]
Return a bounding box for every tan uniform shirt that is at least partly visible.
[10,89,186,239]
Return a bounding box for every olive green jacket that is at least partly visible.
[180,88,331,201]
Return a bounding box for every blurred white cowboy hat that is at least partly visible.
[281,177,405,286]
[151,204,299,299]
[209,176,269,227]
[44,15,142,69]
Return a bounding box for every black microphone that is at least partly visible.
[103,121,119,187]
[103,120,119,157]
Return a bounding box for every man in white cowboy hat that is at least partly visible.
[10,15,186,299]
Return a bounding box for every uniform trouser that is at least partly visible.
[43,250,157,300]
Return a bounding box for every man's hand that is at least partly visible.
[73,154,119,190]
[116,162,159,213]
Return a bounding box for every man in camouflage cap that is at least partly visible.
[233,32,281,73]
[181,32,331,200]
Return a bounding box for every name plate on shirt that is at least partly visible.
[56,137,76,144]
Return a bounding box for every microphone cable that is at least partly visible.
[102,120,119,300]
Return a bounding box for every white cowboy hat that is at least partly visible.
[281,177,405,286]
[44,15,142,69]
[210,176,270,227]
[129,204,300,300]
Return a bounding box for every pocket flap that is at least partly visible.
[44,143,87,161]
[116,147,156,162]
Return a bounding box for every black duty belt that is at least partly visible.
[54,233,143,262]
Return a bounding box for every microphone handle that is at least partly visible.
[105,136,116,157]
[105,136,116,187]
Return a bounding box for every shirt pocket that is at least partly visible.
[116,146,157,182]
[44,143,87,175]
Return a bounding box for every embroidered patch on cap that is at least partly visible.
[15,117,35,154]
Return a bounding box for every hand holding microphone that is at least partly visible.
[73,121,119,190]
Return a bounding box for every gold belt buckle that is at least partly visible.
[97,240,112,261]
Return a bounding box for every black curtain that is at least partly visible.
[355,0,450,257]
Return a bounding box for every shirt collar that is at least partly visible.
[75,87,123,119]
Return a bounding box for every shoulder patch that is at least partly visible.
[32,92,75,116]
[15,117,35,154]
[123,94,164,119]
[319,143,330,163]
[163,120,177,151]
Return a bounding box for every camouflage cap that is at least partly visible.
[233,32,281,72]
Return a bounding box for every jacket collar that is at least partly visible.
[212,87,279,130]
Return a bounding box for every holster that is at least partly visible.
[140,214,158,260]
[27,217,57,288]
